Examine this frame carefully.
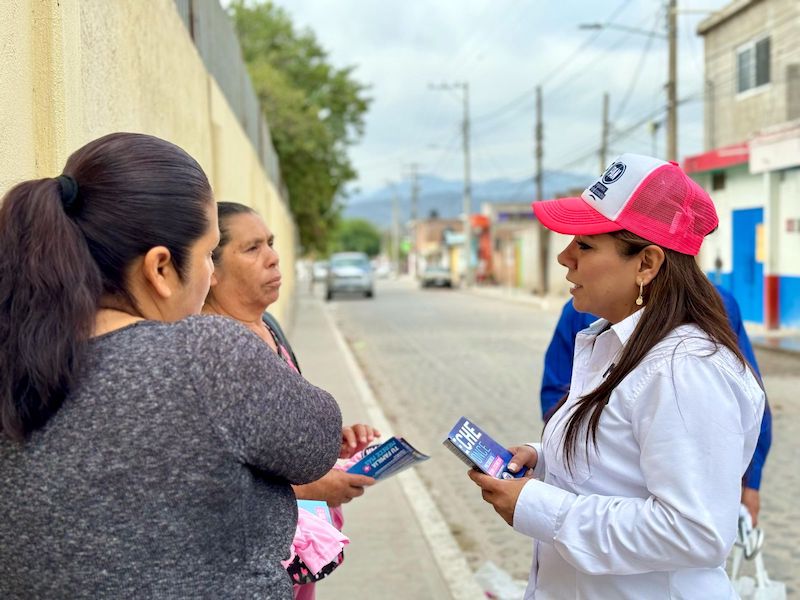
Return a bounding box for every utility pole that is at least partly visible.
[650,120,662,156]
[666,0,678,161]
[535,86,549,295]
[600,92,610,171]
[429,81,473,286]
[460,83,473,286]
[407,163,420,277]
[390,186,400,277]
[408,163,420,223]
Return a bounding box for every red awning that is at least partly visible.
[683,143,749,174]
[470,214,490,228]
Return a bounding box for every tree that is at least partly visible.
[230,1,371,254]
[332,219,382,257]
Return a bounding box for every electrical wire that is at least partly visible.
[470,0,635,126]
[611,8,664,122]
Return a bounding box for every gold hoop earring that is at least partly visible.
[636,280,644,306]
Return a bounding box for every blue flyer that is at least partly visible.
[443,417,528,479]
[297,499,333,523]
[346,436,430,480]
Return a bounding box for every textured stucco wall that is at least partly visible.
[702,0,800,149]
[0,1,35,193]
[0,0,295,322]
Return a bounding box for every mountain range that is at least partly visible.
[342,171,594,228]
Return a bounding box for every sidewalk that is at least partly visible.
[746,324,800,355]
[287,289,475,600]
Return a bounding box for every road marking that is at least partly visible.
[321,301,486,600]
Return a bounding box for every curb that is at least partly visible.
[751,339,800,357]
[320,302,486,600]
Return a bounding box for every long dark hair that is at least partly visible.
[212,201,256,266]
[554,230,749,471]
[0,132,212,441]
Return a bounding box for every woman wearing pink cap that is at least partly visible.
[469,154,765,599]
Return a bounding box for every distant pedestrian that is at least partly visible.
[540,291,772,524]
[203,202,379,600]
[468,154,765,599]
[0,133,342,599]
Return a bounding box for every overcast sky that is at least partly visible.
[268,0,731,194]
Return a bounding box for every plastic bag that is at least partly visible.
[474,561,528,600]
[728,506,786,600]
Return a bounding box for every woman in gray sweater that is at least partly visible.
[0,132,342,599]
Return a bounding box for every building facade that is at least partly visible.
[701,0,800,150]
[686,0,800,328]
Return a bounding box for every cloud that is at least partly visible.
[270,0,729,192]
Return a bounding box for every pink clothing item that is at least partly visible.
[327,450,365,529]
[337,450,366,471]
[278,343,300,374]
[293,583,316,600]
[289,451,367,598]
[283,509,349,576]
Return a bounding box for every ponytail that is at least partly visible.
[0,178,101,441]
[0,132,212,441]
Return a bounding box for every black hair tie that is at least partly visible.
[55,174,80,213]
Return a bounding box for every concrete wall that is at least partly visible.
[692,163,800,327]
[173,0,283,188]
[0,0,296,323]
[517,227,572,296]
[776,168,800,277]
[702,0,800,149]
[696,165,800,280]
[695,164,766,275]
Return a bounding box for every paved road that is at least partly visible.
[321,277,799,595]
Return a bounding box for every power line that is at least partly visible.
[545,10,665,105]
[447,1,532,78]
[611,8,664,122]
[470,0,635,126]
[546,91,702,175]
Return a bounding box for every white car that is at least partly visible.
[420,265,453,288]
[326,252,374,300]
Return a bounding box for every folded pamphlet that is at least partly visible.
[297,499,333,524]
[443,417,528,479]
[346,436,430,481]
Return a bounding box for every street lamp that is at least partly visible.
[578,22,667,39]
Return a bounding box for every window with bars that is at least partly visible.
[737,37,771,94]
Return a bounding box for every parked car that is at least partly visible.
[372,260,391,279]
[312,260,329,283]
[326,252,374,300]
[420,265,453,288]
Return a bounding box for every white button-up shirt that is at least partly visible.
[514,309,764,599]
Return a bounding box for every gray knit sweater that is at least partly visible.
[0,316,342,599]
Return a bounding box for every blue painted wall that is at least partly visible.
[709,271,733,292]
[779,276,800,328]
[732,208,764,323]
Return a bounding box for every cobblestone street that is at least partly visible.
[323,278,799,595]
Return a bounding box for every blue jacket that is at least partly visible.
[540,286,772,490]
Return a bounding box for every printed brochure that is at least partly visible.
[297,499,333,524]
[443,417,528,479]
[346,436,430,481]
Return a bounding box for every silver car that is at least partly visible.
[325,252,374,300]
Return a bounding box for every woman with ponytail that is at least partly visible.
[468,155,765,599]
[0,132,342,599]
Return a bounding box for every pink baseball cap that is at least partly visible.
[532,153,719,255]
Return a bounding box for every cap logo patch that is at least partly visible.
[602,161,626,184]
[588,181,608,200]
